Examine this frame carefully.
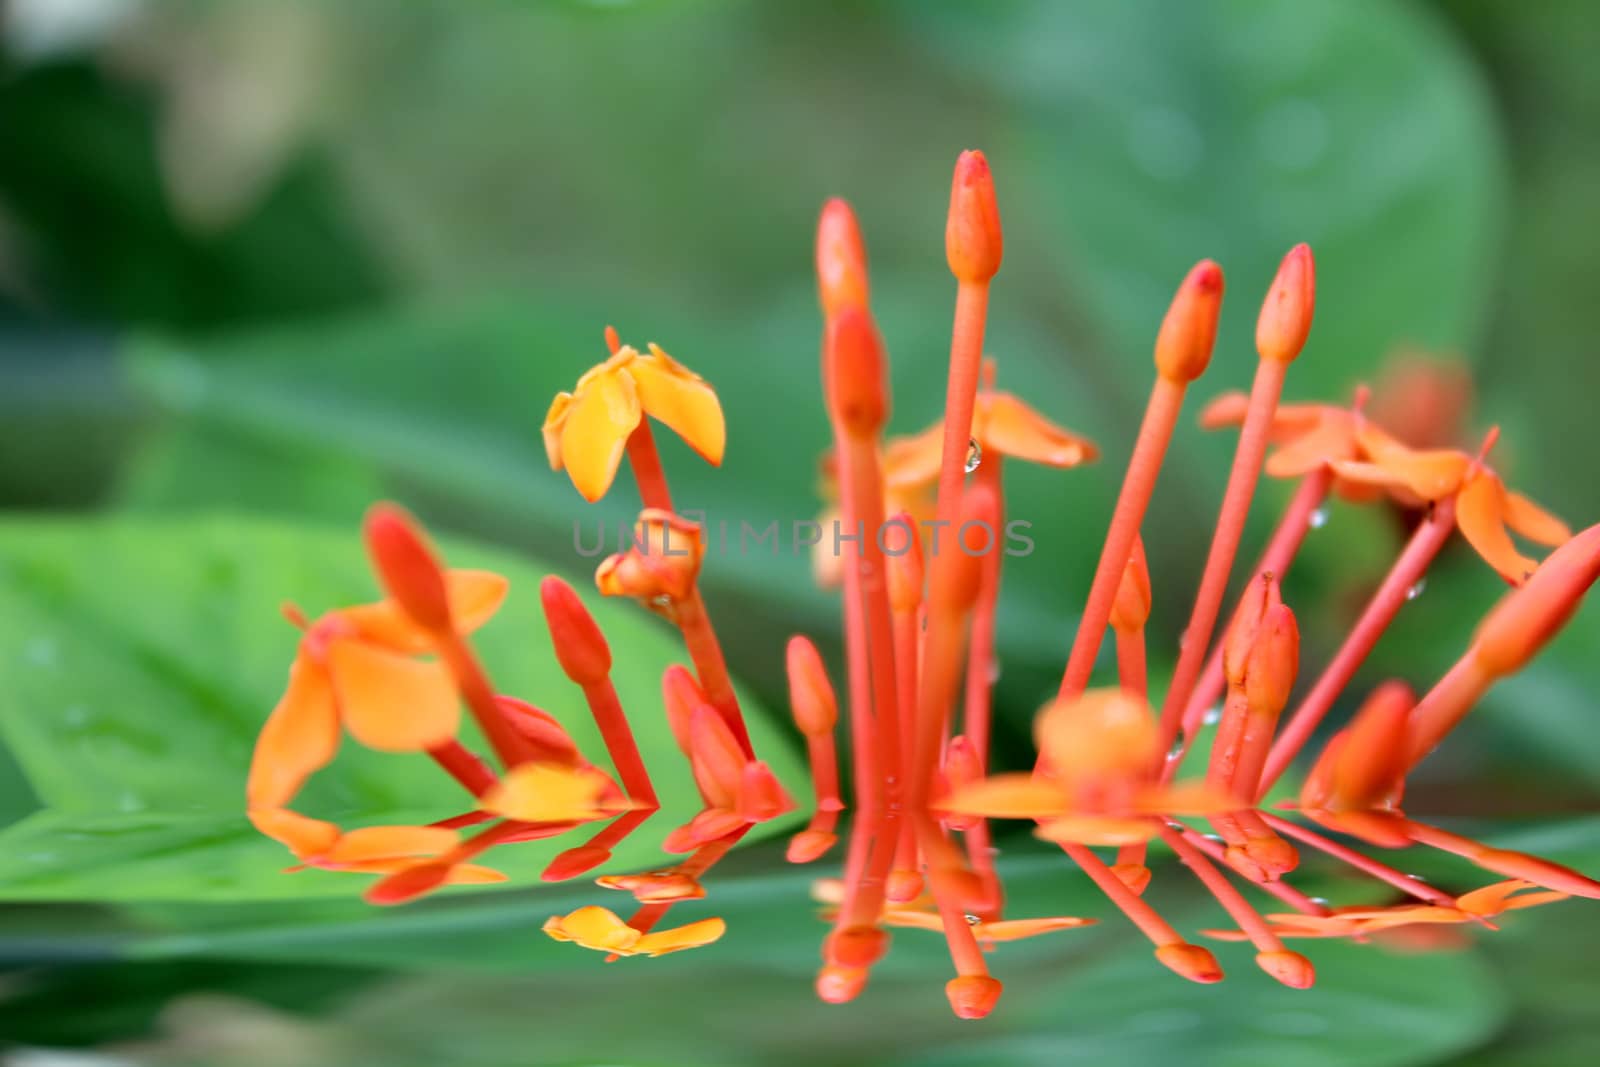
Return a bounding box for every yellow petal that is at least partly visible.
[628,345,725,466]
[976,916,1095,942]
[543,392,574,469]
[1503,491,1571,547]
[323,825,459,864]
[444,863,510,885]
[326,639,460,752]
[560,368,642,502]
[543,905,643,953]
[937,773,1067,818]
[249,807,340,857]
[1034,814,1158,846]
[1457,472,1538,584]
[444,570,510,634]
[247,653,340,808]
[480,763,625,823]
[632,916,727,957]
[978,391,1098,468]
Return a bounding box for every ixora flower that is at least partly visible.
[246,150,1600,1022]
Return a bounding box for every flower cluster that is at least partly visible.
[246,150,1600,1020]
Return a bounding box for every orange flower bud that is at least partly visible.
[1256,243,1316,364]
[786,635,838,737]
[495,696,583,767]
[885,511,925,613]
[1111,862,1152,896]
[539,576,612,686]
[1154,260,1224,383]
[815,965,868,1004]
[363,503,453,634]
[1154,942,1224,983]
[1256,950,1316,989]
[735,760,795,823]
[816,198,870,318]
[824,306,889,437]
[787,829,839,864]
[1109,536,1152,632]
[945,150,1002,283]
[1473,522,1600,678]
[541,844,612,882]
[595,510,706,606]
[825,924,889,969]
[946,974,1003,1020]
[1223,575,1298,715]
[1036,689,1159,789]
[688,705,747,810]
[1328,680,1413,810]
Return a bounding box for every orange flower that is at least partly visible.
[543,343,725,502]
[1200,391,1377,499]
[595,509,706,611]
[543,905,726,957]
[811,878,1094,946]
[940,690,1229,845]
[249,808,506,885]
[663,704,795,852]
[881,374,1098,491]
[1332,426,1570,583]
[246,569,508,808]
[479,762,634,824]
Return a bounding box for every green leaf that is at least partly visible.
[0,515,804,900]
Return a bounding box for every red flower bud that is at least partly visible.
[945,150,1003,283]
[363,503,453,634]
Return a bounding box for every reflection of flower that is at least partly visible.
[243,150,1600,1020]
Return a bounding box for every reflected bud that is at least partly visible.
[786,635,838,737]
[824,306,890,437]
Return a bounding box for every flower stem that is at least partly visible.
[426,739,500,797]
[1258,496,1457,794]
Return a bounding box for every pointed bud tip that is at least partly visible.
[1110,862,1153,896]
[540,576,612,685]
[363,503,453,633]
[1155,943,1224,983]
[1256,950,1316,989]
[1155,260,1226,383]
[946,150,1003,283]
[817,198,870,318]
[786,829,838,864]
[1474,523,1600,678]
[946,975,1003,1020]
[1256,243,1316,363]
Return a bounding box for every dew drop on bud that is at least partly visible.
[1308,506,1330,530]
[1202,705,1222,726]
[1405,578,1427,601]
[1309,896,1330,906]
[965,437,982,473]
[1167,732,1187,760]
[964,913,981,925]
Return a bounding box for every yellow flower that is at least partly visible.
[544,344,725,502]
[542,905,726,957]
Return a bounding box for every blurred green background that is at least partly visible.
[3,0,1600,1064]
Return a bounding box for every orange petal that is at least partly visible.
[632,916,727,957]
[1457,472,1538,584]
[480,763,627,823]
[246,653,340,808]
[979,391,1098,468]
[326,639,460,752]
[882,424,944,490]
[249,807,340,857]
[543,905,643,953]
[323,825,458,864]
[342,569,509,653]
[559,368,642,502]
[1503,491,1571,546]
[688,706,747,810]
[1036,690,1159,787]
[1198,391,1251,430]
[937,773,1066,818]
[628,345,725,466]
[1264,419,1356,478]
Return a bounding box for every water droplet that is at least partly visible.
[964,913,981,925]
[1204,833,1223,842]
[1405,578,1427,601]
[964,438,982,473]
[1407,873,1428,883]
[650,595,673,609]
[1308,507,1329,530]
[1309,896,1330,906]
[1201,705,1222,726]
[1167,732,1187,760]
